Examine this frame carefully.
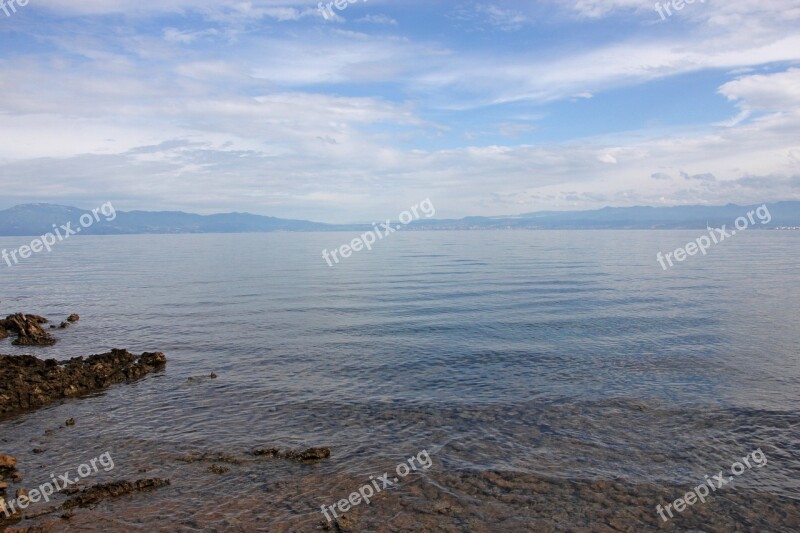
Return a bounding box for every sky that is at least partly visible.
[0,0,799,223]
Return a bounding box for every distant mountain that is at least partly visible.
[0,204,342,236]
[0,201,798,236]
[415,201,800,230]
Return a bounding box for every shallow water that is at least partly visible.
[1,230,799,531]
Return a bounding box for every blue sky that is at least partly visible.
[0,0,798,222]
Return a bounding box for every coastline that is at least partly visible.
[1,310,799,531]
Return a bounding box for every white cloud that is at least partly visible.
[719,68,800,113]
[355,14,398,26]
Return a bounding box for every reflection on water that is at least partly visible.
[1,231,798,530]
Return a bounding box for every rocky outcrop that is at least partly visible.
[0,314,55,346]
[0,349,166,415]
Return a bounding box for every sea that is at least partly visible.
[1,230,798,531]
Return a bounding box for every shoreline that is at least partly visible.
[1,312,799,531]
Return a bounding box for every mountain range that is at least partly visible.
[0,202,798,236]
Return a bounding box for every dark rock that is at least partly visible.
[0,454,16,470]
[0,349,167,416]
[62,478,170,509]
[284,447,331,461]
[65,418,75,427]
[177,452,242,465]
[253,447,331,462]
[208,464,229,475]
[252,447,280,458]
[67,314,80,323]
[0,314,55,346]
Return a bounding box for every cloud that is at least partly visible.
[355,14,398,26]
[719,68,800,114]
[1,0,800,221]
[454,3,529,32]
[569,0,644,19]
[681,172,717,182]
[475,4,528,31]
[163,28,220,44]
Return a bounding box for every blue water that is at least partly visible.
[1,230,798,530]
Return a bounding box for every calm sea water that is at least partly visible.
[1,230,798,529]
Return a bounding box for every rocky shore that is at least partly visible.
[0,310,172,531]
[0,349,166,416]
[0,310,336,532]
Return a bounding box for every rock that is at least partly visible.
[0,313,55,346]
[285,447,331,461]
[210,372,218,379]
[208,465,229,475]
[0,454,16,470]
[31,448,45,454]
[15,488,27,499]
[177,452,242,465]
[0,349,167,415]
[0,481,8,492]
[62,478,170,509]
[253,447,331,462]
[252,447,280,458]
[59,322,69,329]
[67,314,80,323]
[65,418,75,427]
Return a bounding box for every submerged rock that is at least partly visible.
[253,447,331,462]
[0,349,167,415]
[0,455,19,509]
[177,452,242,465]
[0,454,16,470]
[62,478,171,509]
